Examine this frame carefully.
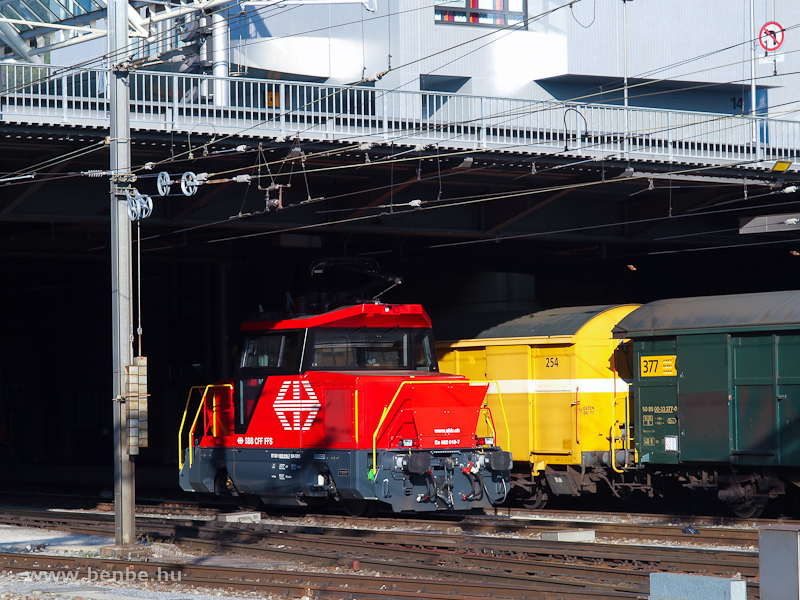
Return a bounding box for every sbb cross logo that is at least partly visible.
[274,380,321,431]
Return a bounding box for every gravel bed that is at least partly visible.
[0,572,296,600]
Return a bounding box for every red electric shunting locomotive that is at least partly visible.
[179,303,512,513]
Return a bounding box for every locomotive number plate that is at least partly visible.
[640,355,676,377]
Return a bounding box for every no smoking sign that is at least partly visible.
[759,22,784,52]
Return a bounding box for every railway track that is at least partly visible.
[0,551,648,600]
[0,505,761,547]
[0,506,763,599]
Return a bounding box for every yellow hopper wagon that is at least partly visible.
[437,305,641,507]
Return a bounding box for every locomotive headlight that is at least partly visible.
[317,474,325,486]
[400,439,414,448]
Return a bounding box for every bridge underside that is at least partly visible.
[1,122,798,306]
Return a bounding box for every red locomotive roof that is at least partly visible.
[242,303,432,332]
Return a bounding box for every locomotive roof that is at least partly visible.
[439,305,621,341]
[242,303,432,331]
[613,290,800,338]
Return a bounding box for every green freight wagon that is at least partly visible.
[613,290,800,518]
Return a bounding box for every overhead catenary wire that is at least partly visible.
[163,158,771,246]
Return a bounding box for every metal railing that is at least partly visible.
[178,383,233,470]
[2,62,798,168]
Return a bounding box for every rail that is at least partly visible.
[178,383,233,470]
[2,63,799,169]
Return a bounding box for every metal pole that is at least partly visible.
[749,0,759,161]
[212,11,229,106]
[109,0,136,547]
[622,0,629,161]
[200,14,209,101]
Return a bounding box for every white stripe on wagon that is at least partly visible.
[484,378,631,395]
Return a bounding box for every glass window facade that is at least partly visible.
[435,0,526,28]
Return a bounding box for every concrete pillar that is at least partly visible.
[108,0,136,547]
[759,525,800,600]
[649,573,746,600]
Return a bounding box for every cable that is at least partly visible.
[650,237,797,256]
[427,188,799,250]
[143,158,765,249]
[570,0,595,28]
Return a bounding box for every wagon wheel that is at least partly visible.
[615,485,634,501]
[729,499,767,519]
[238,493,264,511]
[341,499,378,517]
[523,485,548,510]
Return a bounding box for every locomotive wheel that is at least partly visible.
[341,499,377,517]
[729,500,767,519]
[238,493,264,511]
[523,486,548,510]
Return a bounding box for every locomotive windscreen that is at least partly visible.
[309,328,437,371]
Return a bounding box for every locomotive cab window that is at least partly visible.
[241,333,301,368]
[236,332,302,430]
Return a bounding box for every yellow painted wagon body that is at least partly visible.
[437,304,640,499]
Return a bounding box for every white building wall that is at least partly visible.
[41,0,799,122]
[234,0,799,120]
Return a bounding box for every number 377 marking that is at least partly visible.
[642,359,659,374]
[640,355,676,377]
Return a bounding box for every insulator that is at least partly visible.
[236,145,248,152]
[233,174,251,183]
[86,170,107,178]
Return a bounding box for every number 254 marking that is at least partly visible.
[545,357,559,367]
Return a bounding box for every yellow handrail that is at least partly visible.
[472,380,511,456]
[178,385,205,470]
[178,383,233,470]
[370,379,472,480]
[610,395,624,474]
[478,406,497,441]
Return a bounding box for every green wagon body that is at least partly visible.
[614,290,800,516]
